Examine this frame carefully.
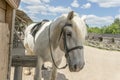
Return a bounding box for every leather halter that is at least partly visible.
[61,23,83,58]
[49,22,83,69]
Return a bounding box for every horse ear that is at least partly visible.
[67,11,74,20]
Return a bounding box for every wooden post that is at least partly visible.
[14,66,23,80]
[0,23,10,80]
[0,0,20,79]
[5,4,16,80]
[0,0,6,22]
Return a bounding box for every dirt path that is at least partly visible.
[11,46,120,80]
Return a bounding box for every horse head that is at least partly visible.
[58,11,87,72]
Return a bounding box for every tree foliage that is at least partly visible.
[88,18,120,34]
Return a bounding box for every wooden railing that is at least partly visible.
[12,55,37,80]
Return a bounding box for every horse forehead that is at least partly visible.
[58,14,86,38]
[72,20,86,40]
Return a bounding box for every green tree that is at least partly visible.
[88,18,120,34]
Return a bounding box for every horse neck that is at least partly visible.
[50,21,63,50]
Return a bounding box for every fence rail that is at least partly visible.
[12,55,37,67]
[12,55,37,80]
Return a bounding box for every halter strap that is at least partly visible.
[67,46,83,53]
[58,23,72,41]
[62,25,84,58]
[48,23,67,69]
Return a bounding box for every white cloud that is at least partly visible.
[88,0,120,8]
[115,14,120,19]
[19,0,72,21]
[84,14,114,27]
[41,0,50,3]
[26,5,47,13]
[49,6,71,13]
[21,0,50,4]
[81,3,91,9]
[41,12,56,16]
[20,0,71,15]
[71,0,80,8]
[21,0,41,4]
[25,5,71,15]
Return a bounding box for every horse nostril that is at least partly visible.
[74,64,77,70]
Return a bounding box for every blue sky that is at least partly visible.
[19,0,120,27]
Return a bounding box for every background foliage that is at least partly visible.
[87,18,120,34]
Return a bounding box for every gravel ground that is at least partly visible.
[11,45,120,80]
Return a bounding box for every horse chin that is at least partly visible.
[68,66,81,72]
[68,62,85,72]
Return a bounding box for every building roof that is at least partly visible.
[16,9,33,25]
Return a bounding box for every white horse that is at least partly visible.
[24,11,87,80]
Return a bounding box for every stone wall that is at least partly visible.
[86,33,120,51]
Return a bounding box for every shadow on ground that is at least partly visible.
[42,70,68,80]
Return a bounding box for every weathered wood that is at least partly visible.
[0,0,6,9]
[0,8,5,22]
[6,0,21,9]
[16,15,28,24]
[0,23,10,80]
[6,4,16,80]
[12,55,37,67]
[14,66,23,80]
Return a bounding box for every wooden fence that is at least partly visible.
[12,55,37,80]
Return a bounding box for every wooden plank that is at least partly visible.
[0,8,5,22]
[6,0,21,9]
[14,66,23,80]
[16,15,27,24]
[12,55,37,67]
[0,0,6,9]
[5,4,16,80]
[0,23,10,80]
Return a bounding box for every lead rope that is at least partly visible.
[48,23,67,69]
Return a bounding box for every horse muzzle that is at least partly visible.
[69,62,85,72]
